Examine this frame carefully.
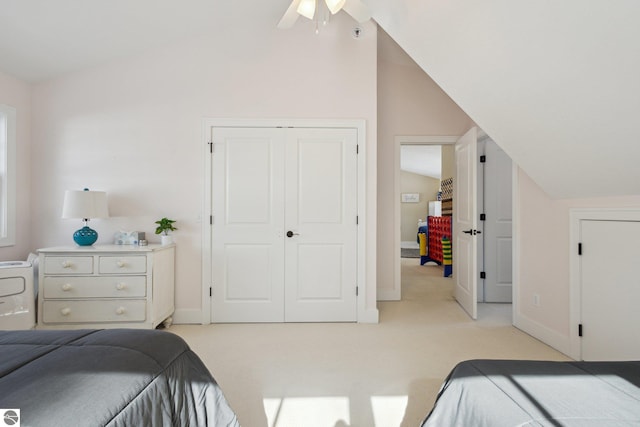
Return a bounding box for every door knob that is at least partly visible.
[463,229,482,235]
[286,231,300,238]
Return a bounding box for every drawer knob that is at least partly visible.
[62,283,72,291]
[116,260,126,268]
[115,307,126,315]
[61,260,72,268]
[60,307,71,316]
[116,282,126,290]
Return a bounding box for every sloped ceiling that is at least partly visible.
[367,0,640,199]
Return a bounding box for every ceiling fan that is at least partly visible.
[277,0,371,29]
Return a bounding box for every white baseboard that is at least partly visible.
[377,289,400,301]
[175,308,379,324]
[401,241,419,249]
[514,312,574,359]
[172,308,203,325]
[359,308,379,323]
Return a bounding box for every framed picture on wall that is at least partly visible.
[401,193,420,203]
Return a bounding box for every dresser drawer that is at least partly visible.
[99,256,146,274]
[0,277,25,297]
[43,276,146,299]
[42,299,146,324]
[43,256,93,275]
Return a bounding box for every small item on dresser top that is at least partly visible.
[137,232,147,245]
[155,217,177,245]
[114,230,139,245]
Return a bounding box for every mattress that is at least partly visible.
[422,359,640,427]
[0,329,240,427]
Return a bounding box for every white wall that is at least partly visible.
[30,12,378,321]
[377,29,473,299]
[515,169,640,355]
[400,171,439,242]
[0,71,31,261]
[441,145,454,183]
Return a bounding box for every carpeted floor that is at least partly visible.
[169,258,569,427]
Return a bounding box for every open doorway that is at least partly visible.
[394,134,514,323]
[399,144,453,281]
[394,136,457,302]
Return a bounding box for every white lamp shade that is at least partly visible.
[62,190,109,219]
[325,0,346,14]
[297,0,316,19]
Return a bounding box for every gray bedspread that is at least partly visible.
[0,329,240,427]
[422,359,640,427]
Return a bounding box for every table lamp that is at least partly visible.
[62,188,109,246]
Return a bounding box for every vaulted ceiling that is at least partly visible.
[2,1,638,199]
[367,0,640,199]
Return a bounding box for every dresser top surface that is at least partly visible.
[38,244,174,254]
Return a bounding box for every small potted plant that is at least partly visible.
[155,217,177,245]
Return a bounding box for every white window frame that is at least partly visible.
[0,104,16,247]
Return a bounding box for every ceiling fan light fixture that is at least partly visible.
[325,0,346,14]
[297,0,317,20]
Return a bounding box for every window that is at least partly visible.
[0,104,16,247]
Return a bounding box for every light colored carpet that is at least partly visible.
[169,258,569,427]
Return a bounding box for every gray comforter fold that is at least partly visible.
[0,329,240,427]
[422,359,640,427]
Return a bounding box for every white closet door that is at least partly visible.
[581,219,640,360]
[210,126,358,323]
[483,139,513,302]
[211,128,286,322]
[284,128,358,322]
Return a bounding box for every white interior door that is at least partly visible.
[483,139,513,302]
[284,128,358,322]
[454,127,478,319]
[211,126,358,323]
[580,219,640,360]
[211,128,286,322]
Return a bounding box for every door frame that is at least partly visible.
[201,118,373,323]
[569,208,640,360]
[389,135,458,301]
[393,133,519,322]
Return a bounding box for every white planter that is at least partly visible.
[161,235,173,245]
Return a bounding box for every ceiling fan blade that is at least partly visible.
[277,0,303,29]
[297,0,317,19]
[342,0,371,23]
[325,0,347,14]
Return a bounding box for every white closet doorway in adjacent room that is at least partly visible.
[477,132,513,305]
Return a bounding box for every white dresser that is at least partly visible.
[37,244,175,329]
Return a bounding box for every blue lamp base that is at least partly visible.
[73,226,98,246]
